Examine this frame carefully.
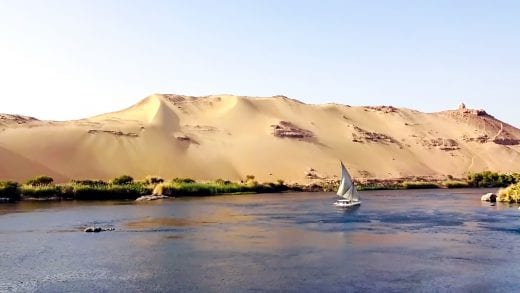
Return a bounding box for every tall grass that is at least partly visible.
[161,182,243,196]
[19,182,151,200]
[21,185,62,199]
[401,181,440,189]
[12,176,288,200]
[160,180,288,196]
[443,181,471,188]
[357,183,401,191]
[68,183,151,200]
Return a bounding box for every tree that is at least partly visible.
[112,175,134,185]
[0,181,21,201]
[26,176,54,186]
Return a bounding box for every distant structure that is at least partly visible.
[458,102,466,110]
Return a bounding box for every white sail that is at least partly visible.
[336,161,359,201]
[336,162,350,197]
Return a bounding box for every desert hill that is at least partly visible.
[1,94,520,183]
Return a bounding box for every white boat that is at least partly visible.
[334,161,361,208]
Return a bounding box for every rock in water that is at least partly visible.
[481,193,497,202]
[84,227,97,233]
[135,195,169,201]
[84,226,114,233]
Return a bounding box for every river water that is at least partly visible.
[1,189,519,292]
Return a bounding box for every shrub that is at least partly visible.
[21,185,62,199]
[402,181,440,189]
[26,176,54,186]
[215,178,228,185]
[246,180,259,188]
[112,175,134,185]
[467,171,517,188]
[71,183,149,200]
[71,179,108,186]
[162,181,251,196]
[357,183,401,190]
[245,175,255,181]
[498,183,520,203]
[443,181,470,188]
[0,181,21,201]
[144,176,164,185]
[172,178,195,184]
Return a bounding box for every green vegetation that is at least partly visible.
[443,181,471,188]
[354,171,520,191]
[3,170,520,202]
[0,175,290,201]
[111,175,134,185]
[355,181,441,190]
[466,171,520,188]
[20,185,62,199]
[498,183,520,203]
[172,178,196,184]
[401,181,440,189]
[161,179,288,196]
[0,181,21,201]
[26,175,54,186]
[144,176,164,185]
[67,183,151,200]
[356,183,401,191]
[71,179,108,186]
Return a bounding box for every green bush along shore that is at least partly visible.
[0,171,518,202]
[498,183,520,203]
[0,175,288,201]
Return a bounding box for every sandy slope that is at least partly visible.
[1,94,520,183]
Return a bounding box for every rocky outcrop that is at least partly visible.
[462,134,489,144]
[352,126,399,145]
[481,193,497,202]
[304,167,321,179]
[183,124,219,132]
[271,121,314,140]
[84,226,115,233]
[0,114,38,125]
[424,138,460,151]
[135,195,169,201]
[87,129,139,137]
[162,94,190,104]
[364,106,398,113]
[493,138,520,145]
[174,134,199,144]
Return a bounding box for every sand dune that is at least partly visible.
[1,94,520,183]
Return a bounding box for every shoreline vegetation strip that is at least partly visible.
[1,171,519,202]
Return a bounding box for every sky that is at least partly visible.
[1,0,519,125]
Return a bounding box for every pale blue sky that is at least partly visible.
[1,0,519,126]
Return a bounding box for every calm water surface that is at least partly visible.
[1,189,519,292]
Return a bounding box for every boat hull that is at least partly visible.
[334,200,361,208]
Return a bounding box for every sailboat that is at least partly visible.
[334,161,361,207]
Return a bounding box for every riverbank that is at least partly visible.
[0,171,517,202]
